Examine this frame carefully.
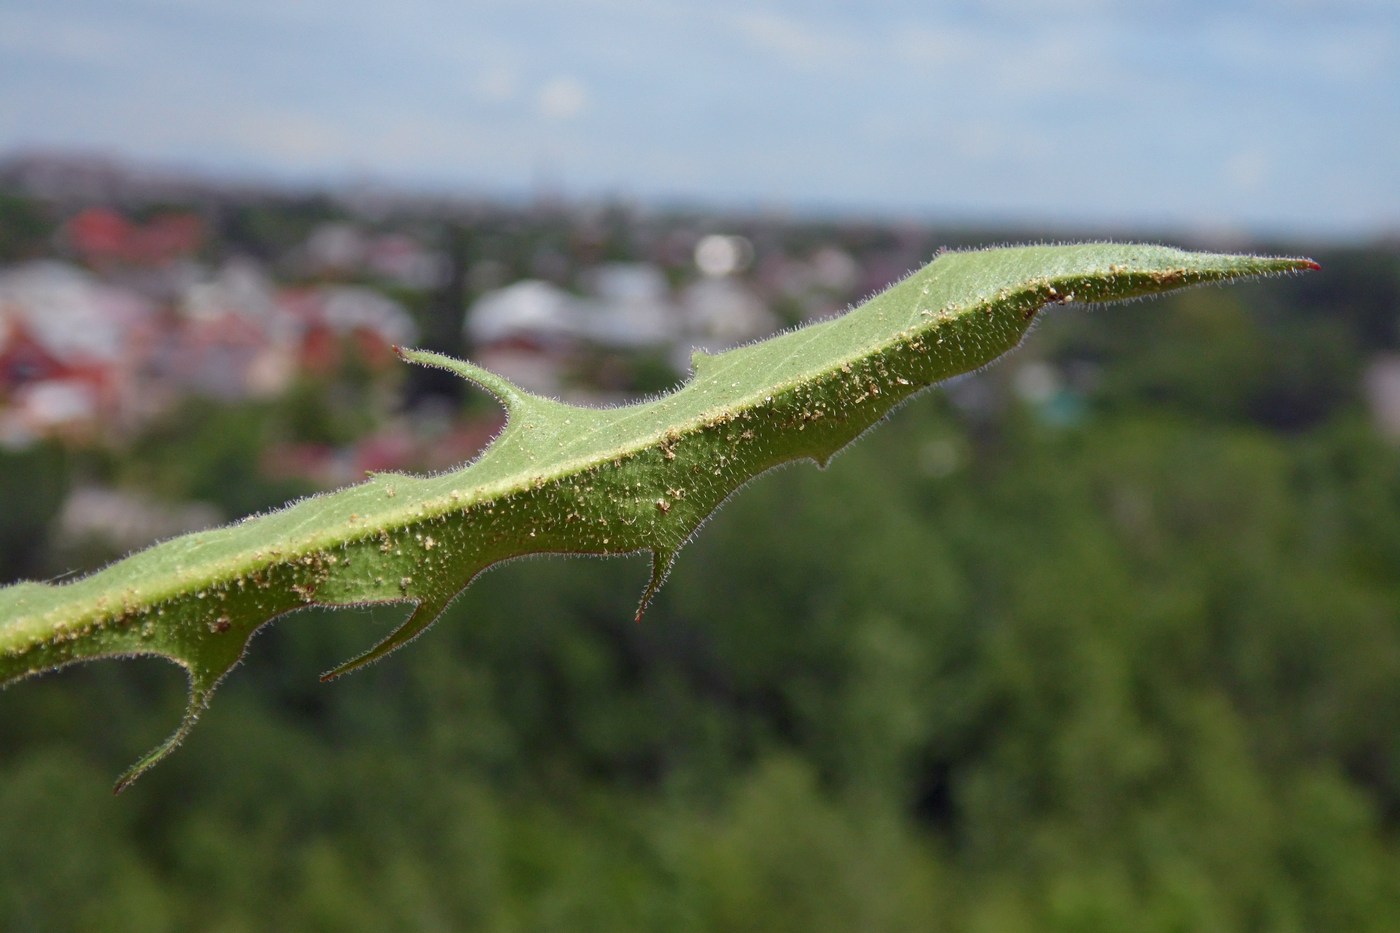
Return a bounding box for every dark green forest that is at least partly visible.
[3,216,1400,930]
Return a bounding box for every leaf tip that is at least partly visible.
[636,550,678,622]
[1267,256,1319,273]
[321,591,453,682]
[112,687,209,793]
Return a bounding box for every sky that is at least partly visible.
[1,0,1397,238]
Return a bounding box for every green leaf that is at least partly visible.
[0,244,1316,789]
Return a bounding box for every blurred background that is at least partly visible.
[2,1,1399,929]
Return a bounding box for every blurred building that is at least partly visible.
[0,260,156,445]
[465,260,776,397]
[0,250,418,446]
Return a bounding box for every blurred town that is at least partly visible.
[1,150,1397,562]
[0,154,911,446]
[0,153,977,555]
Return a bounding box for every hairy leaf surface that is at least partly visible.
[0,244,1315,788]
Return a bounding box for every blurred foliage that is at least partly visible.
[3,239,1400,929]
[0,443,70,582]
[0,192,56,262]
[112,396,321,520]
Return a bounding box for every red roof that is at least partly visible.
[67,208,204,264]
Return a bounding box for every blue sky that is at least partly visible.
[2,0,1396,237]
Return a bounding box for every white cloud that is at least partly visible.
[0,8,133,66]
[729,11,858,68]
[1224,150,1270,192]
[473,67,519,105]
[227,110,348,166]
[536,76,590,120]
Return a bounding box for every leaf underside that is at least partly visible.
[0,244,1316,789]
